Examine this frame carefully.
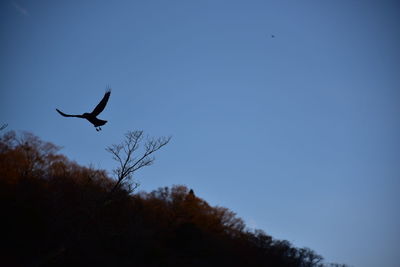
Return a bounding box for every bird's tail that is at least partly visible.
[94,119,107,127]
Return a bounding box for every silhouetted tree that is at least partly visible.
[0,123,7,131]
[1,131,348,267]
[106,130,171,195]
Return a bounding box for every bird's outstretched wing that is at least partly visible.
[91,88,111,116]
[56,109,84,118]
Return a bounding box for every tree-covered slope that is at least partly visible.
[0,131,346,267]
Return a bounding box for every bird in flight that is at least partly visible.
[56,87,111,131]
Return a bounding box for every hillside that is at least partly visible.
[0,131,345,267]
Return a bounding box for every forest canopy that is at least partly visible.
[0,131,347,267]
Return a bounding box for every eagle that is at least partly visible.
[56,88,111,131]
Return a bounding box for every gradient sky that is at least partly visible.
[1,1,399,266]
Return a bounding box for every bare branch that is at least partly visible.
[106,130,171,195]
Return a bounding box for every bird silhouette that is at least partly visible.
[56,88,111,131]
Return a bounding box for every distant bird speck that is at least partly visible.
[271,35,275,38]
[56,87,111,131]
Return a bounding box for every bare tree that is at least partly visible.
[106,130,171,195]
[0,124,7,131]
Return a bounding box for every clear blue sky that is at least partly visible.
[1,1,399,266]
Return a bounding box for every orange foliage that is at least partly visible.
[0,131,338,267]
